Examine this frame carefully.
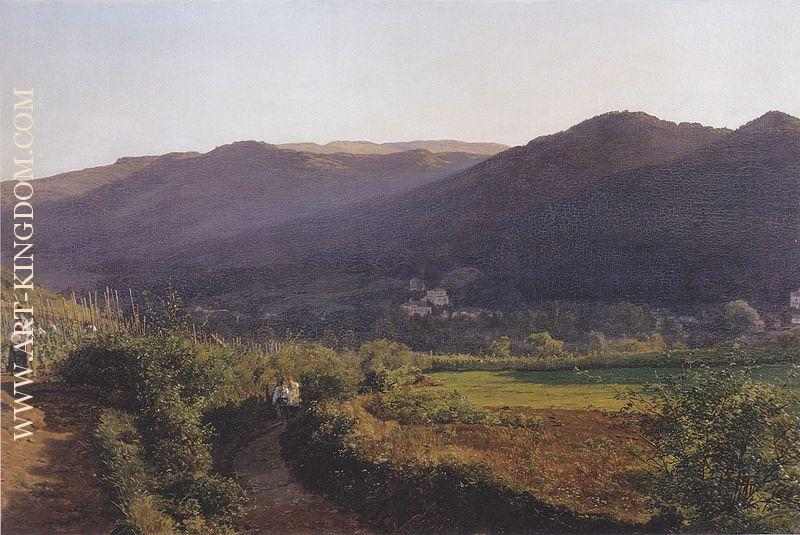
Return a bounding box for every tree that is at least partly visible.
[487,336,512,358]
[625,367,800,532]
[358,339,419,392]
[722,300,765,336]
[526,331,564,357]
[587,331,608,355]
[141,284,191,334]
[599,302,656,338]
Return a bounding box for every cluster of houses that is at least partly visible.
[791,289,800,325]
[400,278,500,321]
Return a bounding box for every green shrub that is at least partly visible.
[124,495,177,535]
[526,331,565,357]
[487,336,512,358]
[722,300,765,336]
[274,343,360,403]
[94,408,154,505]
[69,334,249,533]
[368,388,488,425]
[163,474,246,524]
[625,366,800,532]
[358,339,414,371]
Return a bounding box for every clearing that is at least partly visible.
[233,419,373,535]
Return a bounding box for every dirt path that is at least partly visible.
[234,421,373,535]
[1,377,116,534]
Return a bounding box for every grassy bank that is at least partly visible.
[284,397,641,533]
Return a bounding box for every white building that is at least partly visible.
[401,300,432,318]
[791,289,800,325]
[424,288,450,307]
[451,308,483,321]
[791,289,800,309]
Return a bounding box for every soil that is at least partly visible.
[1,377,116,534]
[233,419,373,535]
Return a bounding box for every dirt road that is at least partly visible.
[1,377,116,534]
[234,421,373,535]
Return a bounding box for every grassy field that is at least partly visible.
[428,364,800,410]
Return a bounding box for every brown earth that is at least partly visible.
[1,377,116,534]
[233,420,373,535]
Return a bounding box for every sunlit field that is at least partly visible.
[428,364,800,410]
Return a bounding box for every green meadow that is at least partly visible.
[428,364,800,410]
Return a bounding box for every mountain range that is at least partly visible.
[3,114,798,319]
[277,140,508,156]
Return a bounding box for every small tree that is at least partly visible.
[358,339,418,392]
[722,300,765,336]
[526,331,564,357]
[487,336,512,358]
[625,367,800,532]
[587,331,608,355]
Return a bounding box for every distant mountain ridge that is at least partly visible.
[278,139,508,156]
[166,110,799,314]
[4,111,798,318]
[0,142,488,291]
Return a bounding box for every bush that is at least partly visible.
[625,367,800,532]
[598,302,657,338]
[163,474,246,524]
[526,331,565,357]
[358,339,421,392]
[94,408,177,534]
[68,334,248,532]
[722,300,765,336]
[368,388,488,425]
[125,495,176,535]
[487,336,512,358]
[358,339,413,371]
[588,331,609,355]
[94,408,154,506]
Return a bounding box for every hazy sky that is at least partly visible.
[1,0,799,177]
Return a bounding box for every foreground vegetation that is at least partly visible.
[24,284,799,535]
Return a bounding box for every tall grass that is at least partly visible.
[421,345,800,373]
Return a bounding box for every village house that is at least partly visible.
[424,288,450,307]
[401,300,432,318]
[791,289,800,325]
[451,308,483,321]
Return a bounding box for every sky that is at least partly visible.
[1,0,799,177]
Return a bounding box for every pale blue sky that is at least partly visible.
[1,0,798,177]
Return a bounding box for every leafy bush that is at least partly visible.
[358,339,422,392]
[163,474,246,524]
[94,408,177,535]
[94,408,154,505]
[606,334,666,355]
[625,366,800,532]
[358,339,414,371]
[722,300,765,336]
[124,495,176,535]
[368,388,489,425]
[527,331,565,357]
[66,334,248,532]
[487,336,512,358]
